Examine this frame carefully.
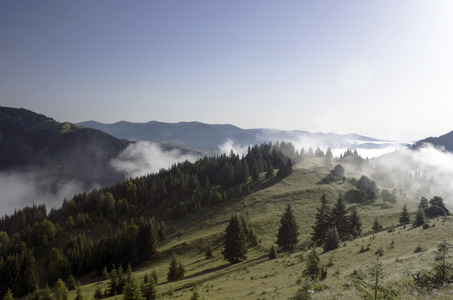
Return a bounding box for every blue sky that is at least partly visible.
[1,0,452,141]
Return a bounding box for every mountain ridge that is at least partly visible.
[77,120,406,152]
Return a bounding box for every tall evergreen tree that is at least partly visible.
[222,215,247,263]
[123,275,142,300]
[276,204,299,251]
[329,196,349,239]
[323,227,340,252]
[414,206,427,227]
[399,204,411,225]
[167,252,185,281]
[349,207,362,238]
[312,194,330,246]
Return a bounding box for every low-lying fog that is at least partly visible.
[1,138,452,216]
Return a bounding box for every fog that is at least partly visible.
[2,136,452,217]
[0,171,89,216]
[110,141,201,178]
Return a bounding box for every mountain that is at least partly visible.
[77,120,407,152]
[0,107,131,188]
[410,130,453,152]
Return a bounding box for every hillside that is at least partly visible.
[2,142,451,299]
[77,120,407,152]
[410,130,453,152]
[0,106,131,189]
[70,158,452,300]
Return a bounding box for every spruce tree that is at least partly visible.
[372,217,383,233]
[399,204,411,225]
[167,252,185,281]
[142,277,157,300]
[123,275,142,300]
[222,214,247,263]
[2,289,14,300]
[414,206,427,227]
[349,207,362,238]
[312,194,330,246]
[329,196,349,239]
[303,249,321,280]
[323,227,340,252]
[268,245,277,260]
[53,279,68,300]
[276,204,299,251]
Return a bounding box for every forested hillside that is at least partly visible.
[0,106,130,188]
[0,141,300,298]
[1,136,449,299]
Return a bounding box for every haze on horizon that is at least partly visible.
[1,0,452,142]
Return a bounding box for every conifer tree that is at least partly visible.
[312,194,330,246]
[53,279,68,300]
[142,277,157,300]
[303,249,321,280]
[323,227,340,252]
[222,214,247,263]
[265,159,274,178]
[349,207,362,238]
[276,204,299,251]
[251,159,260,181]
[167,252,185,281]
[372,217,383,233]
[329,196,349,239]
[268,245,277,260]
[399,204,411,225]
[123,275,142,300]
[2,289,14,300]
[414,206,427,227]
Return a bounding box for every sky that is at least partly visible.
[1,0,452,142]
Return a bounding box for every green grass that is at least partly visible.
[70,158,453,299]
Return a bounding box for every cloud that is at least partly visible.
[110,141,201,178]
[0,171,88,216]
[218,138,250,157]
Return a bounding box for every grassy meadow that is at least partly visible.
[66,158,453,299]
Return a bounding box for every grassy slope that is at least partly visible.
[70,158,452,299]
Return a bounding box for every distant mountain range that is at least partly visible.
[410,131,453,152]
[77,120,408,152]
[0,107,131,188]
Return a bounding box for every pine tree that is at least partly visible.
[414,206,427,227]
[2,289,14,300]
[268,245,277,260]
[251,159,260,181]
[312,194,330,246]
[329,196,349,239]
[399,204,411,225]
[53,279,68,300]
[303,249,321,280]
[265,159,274,178]
[167,252,185,281]
[123,275,142,300]
[323,227,340,252]
[222,214,247,263]
[276,204,299,251]
[372,217,383,233]
[142,277,157,300]
[349,207,362,238]
[433,239,453,283]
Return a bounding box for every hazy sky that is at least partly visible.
[1,0,452,141]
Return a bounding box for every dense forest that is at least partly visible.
[0,141,301,298]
